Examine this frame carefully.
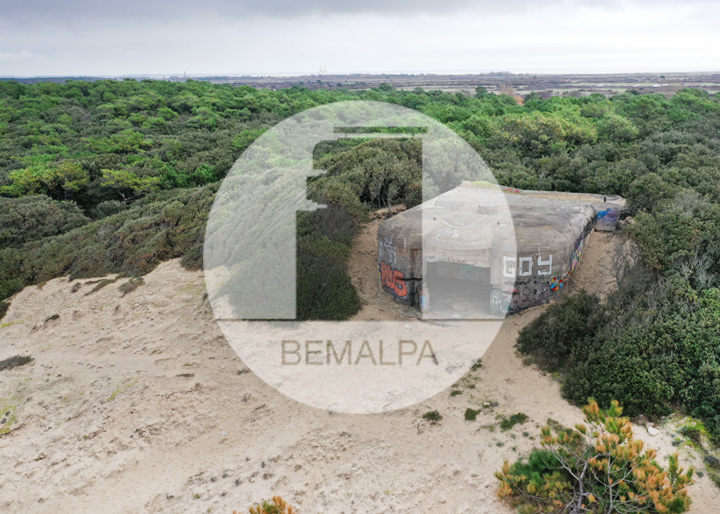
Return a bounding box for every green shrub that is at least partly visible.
[89,200,127,219]
[630,192,720,278]
[0,183,366,321]
[626,173,678,214]
[422,410,443,424]
[295,205,361,320]
[0,184,216,304]
[313,138,423,210]
[679,424,704,445]
[500,413,529,431]
[516,290,607,372]
[85,278,117,296]
[465,408,480,421]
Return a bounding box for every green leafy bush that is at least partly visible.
[85,278,118,296]
[89,200,128,219]
[516,290,607,372]
[0,195,89,247]
[465,408,480,421]
[564,282,720,434]
[295,204,362,320]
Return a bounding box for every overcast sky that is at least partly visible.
[0,0,719,77]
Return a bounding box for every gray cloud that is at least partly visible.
[0,0,672,23]
[0,0,717,77]
[0,50,35,62]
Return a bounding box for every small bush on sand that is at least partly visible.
[240,496,296,514]
[422,410,443,424]
[500,413,529,431]
[465,408,481,421]
[119,277,145,297]
[496,400,693,514]
[0,355,33,372]
[85,278,118,296]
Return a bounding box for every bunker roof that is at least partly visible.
[378,182,625,254]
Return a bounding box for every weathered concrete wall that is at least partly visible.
[378,208,422,306]
[377,184,625,315]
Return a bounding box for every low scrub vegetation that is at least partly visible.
[0,185,216,303]
[518,277,720,441]
[465,408,480,421]
[85,278,118,296]
[296,204,362,320]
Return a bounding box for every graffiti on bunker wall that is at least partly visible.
[380,261,408,298]
[502,254,553,278]
[490,286,513,315]
[549,231,587,292]
[597,208,620,226]
[378,239,398,268]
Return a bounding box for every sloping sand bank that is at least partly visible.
[0,234,716,513]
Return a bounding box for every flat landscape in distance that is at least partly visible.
[5,71,720,97]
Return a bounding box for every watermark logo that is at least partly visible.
[204,101,516,413]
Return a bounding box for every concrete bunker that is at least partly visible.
[377,183,624,316]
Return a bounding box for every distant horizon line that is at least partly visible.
[2,70,720,81]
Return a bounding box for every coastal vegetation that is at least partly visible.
[1,80,719,440]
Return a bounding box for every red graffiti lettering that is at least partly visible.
[380,262,408,298]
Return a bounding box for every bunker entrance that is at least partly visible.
[424,261,493,318]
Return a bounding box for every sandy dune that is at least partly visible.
[0,229,717,513]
